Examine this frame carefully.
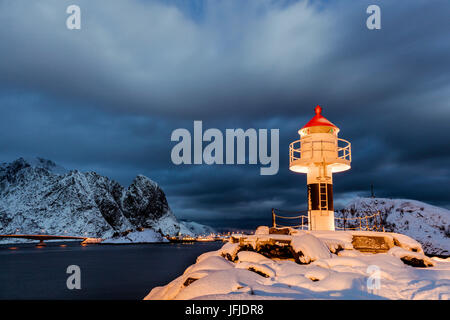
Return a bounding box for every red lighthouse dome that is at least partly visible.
[302,105,337,129]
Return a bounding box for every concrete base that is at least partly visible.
[352,234,394,253]
[309,210,335,231]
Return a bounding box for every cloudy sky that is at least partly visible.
[0,0,449,229]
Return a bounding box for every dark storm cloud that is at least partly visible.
[0,0,449,229]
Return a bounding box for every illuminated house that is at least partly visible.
[289,106,351,231]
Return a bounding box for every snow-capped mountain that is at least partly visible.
[179,220,216,236]
[338,197,450,256]
[0,157,214,241]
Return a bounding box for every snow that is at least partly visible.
[174,269,265,300]
[339,197,450,255]
[255,226,270,235]
[145,229,450,300]
[388,247,435,267]
[236,262,276,278]
[21,157,68,175]
[218,242,240,260]
[184,256,234,275]
[389,232,423,253]
[312,256,369,269]
[303,266,332,281]
[237,251,273,264]
[178,220,216,237]
[337,249,364,257]
[298,230,354,251]
[101,229,168,244]
[291,234,332,263]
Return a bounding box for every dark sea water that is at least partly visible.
[0,241,222,300]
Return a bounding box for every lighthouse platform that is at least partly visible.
[226,227,433,267]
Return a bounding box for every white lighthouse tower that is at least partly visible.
[289,106,351,231]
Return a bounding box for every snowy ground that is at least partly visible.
[102,229,169,244]
[145,228,450,300]
[100,220,216,244]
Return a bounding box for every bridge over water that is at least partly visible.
[0,234,102,246]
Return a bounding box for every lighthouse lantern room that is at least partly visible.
[289,106,351,231]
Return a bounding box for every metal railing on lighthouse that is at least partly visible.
[289,138,352,164]
[272,208,384,232]
[271,208,309,230]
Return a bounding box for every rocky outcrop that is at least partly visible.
[121,175,171,227]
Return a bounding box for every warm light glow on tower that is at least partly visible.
[289,106,351,231]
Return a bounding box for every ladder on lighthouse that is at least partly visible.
[319,182,328,213]
[318,163,330,214]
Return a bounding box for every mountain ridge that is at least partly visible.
[0,157,214,241]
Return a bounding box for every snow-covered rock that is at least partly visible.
[338,197,450,256]
[0,157,214,242]
[388,247,435,268]
[145,231,450,300]
[236,261,276,278]
[255,226,270,235]
[218,242,241,261]
[237,251,273,264]
[291,234,332,263]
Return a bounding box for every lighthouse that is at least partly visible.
[289,106,351,231]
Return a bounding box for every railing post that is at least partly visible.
[374,211,378,231]
[289,145,291,163]
[272,209,276,228]
[377,210,384,232]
